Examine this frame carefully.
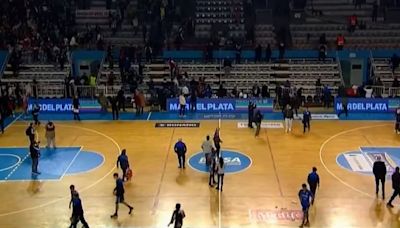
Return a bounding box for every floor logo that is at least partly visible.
[337,147,400,175]
[188,150,251,174]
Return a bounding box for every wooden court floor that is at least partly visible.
[0,119,400,228]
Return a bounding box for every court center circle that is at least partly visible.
[0,154,21,172]
[188,150,252,174]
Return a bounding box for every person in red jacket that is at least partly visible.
[336,34,345,50]
[348,14,358,33]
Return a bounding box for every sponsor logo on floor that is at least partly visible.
[249,209,303,223]
[237,122,284,129]
[188,150,251,173]
[155,122,200,128]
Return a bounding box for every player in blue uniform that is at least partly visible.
[111,173,133,218]
[298,183,313,227]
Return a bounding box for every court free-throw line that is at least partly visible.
[59,146,83,180]
[4,153,30,180]
[319,124,390,198]
[0,124,121,217]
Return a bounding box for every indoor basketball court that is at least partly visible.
[0,117,399,228]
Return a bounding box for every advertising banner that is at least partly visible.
[166,98,274,113]
[28,99,101,113]
[334,98,394,113]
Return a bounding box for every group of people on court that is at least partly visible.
[298,167,320,228]
[248,102,312,135]
[373,156,400,208]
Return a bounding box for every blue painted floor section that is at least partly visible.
[0,147,104,181]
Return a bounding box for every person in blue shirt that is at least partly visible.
[298,183,313,228]
[174,138,187,169]
[307,167,320,204]
[302,107,311,133]
[117,149,130,181]
[111,173,133,218]
[69,192,89,228]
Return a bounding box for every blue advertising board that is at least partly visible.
[167,98,274,113]
[334,98,396,113]
[28,99,101,113]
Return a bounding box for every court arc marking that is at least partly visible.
[319,124,390,198]
[0,123,120,217]
[0,154,21,172]
[64,151,106,176]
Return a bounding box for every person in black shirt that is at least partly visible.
[26,123,35,144]
[111,96,119,120]
[117,89,126,112]
[248,102,256,128]
[302,107,311,133]
[72,96,80,121]
[111,173,133,218]
[387,167,400,207]
[32,104,40,125]
[69,185,78,209]
[254,110,263,137]
[30,141,40,174]
[168,203,186,228]
[69,192,90,228]
[395,108,400,134]
[373,156,387,199]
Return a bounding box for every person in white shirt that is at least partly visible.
[179,93,186,117]
[201,135,215,167]
[216,157,225,191]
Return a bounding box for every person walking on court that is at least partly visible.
[117,149,130,181]
[168,203,186,228]
[69,192,90,228]
[298,183,313,228]
[213,128,222,157]
[32,103,40,125]
[72,96,81,121]
[111,173,133,218]
[30,141,40,174]
[174,138,187,169]
[26,123,35,144]
[307,167,320,204]
[373,156,387,199]
[254,110,263,137]
[387,167,400,208]
[69,185,78,209]
[216,157,225,191]
[283,104,294,133]
[248,101,256,128]
[209,156,217,186]
[111,96,119,120]
[202,135,215,167]
[179,93,186,117]
[45,121,56,149]
[302,107,311,133]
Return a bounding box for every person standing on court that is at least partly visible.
[111,173,133,218]
[32,103,40,125]
[201,135,215,167]
[302,107,311,133]
[298,183,313,228]
[72,96,80,121]
[248,101,256,128]
[216,157,225,191]
[30,141,41,174]
[307,167,320,204]
[45,121,56,149]
[26,123,35,144]
[213,128,222,157]
[168,203,186,228]
[209,156,217,186]
[283,104,294,133]
[111,96,119,120]
[69,192,90,228]
[69,184,78,209]
[395,107,400,134]
[338,96,348,118]
[117,149,130,181]
[254,110,263,137]
[373,156,387,199]
[387,167,400,207]
[174,138,187,169]
[179,93,186,117]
